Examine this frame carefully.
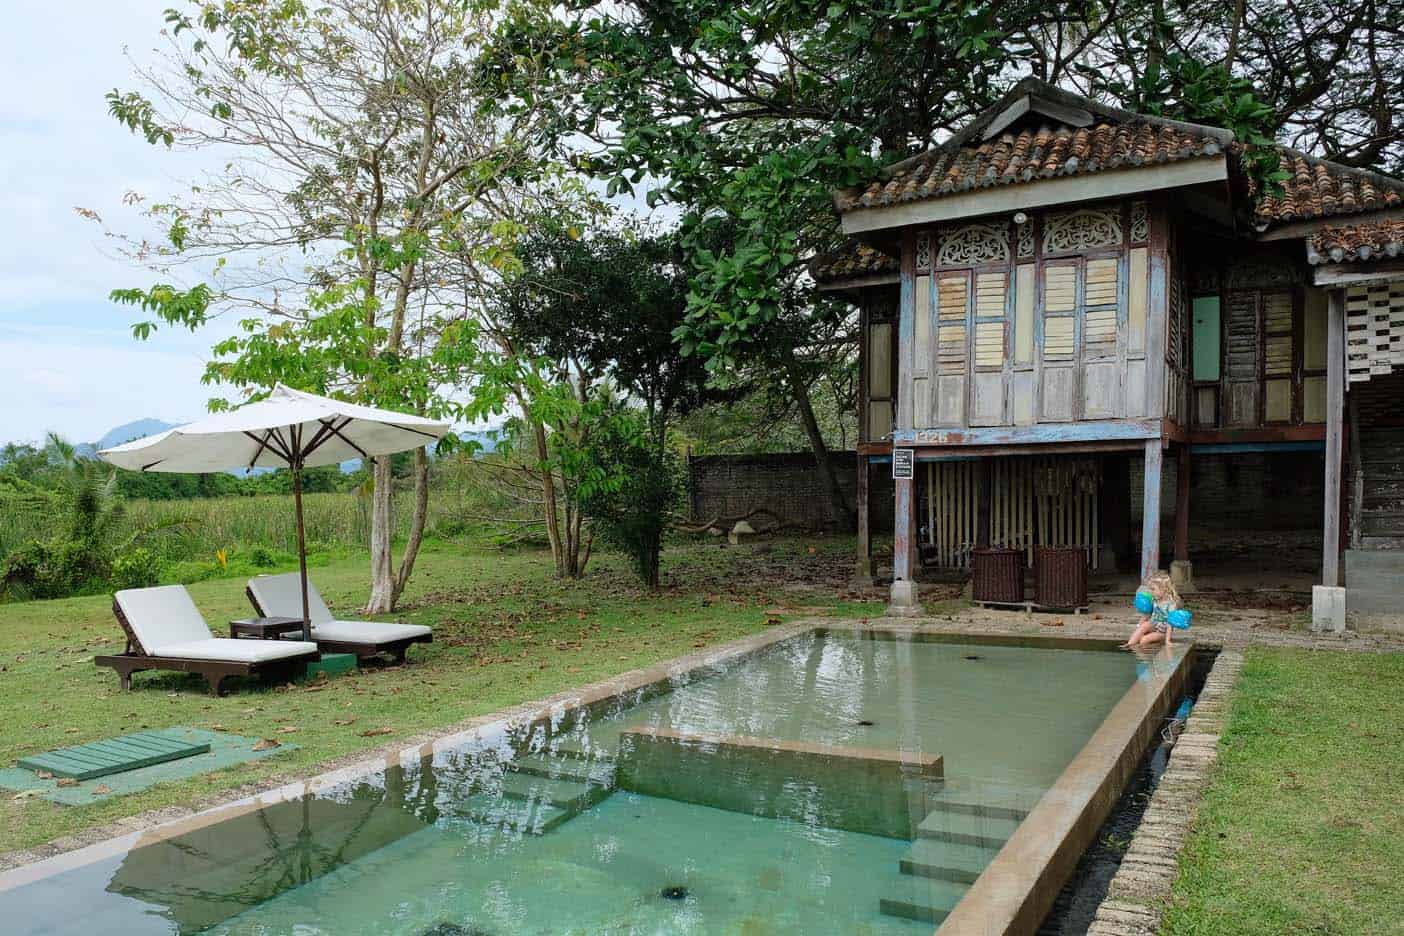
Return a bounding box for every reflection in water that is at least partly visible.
[1,633,1173,935]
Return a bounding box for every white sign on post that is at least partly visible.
[892,448,914,480]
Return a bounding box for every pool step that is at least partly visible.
[899,839,1000,884]
[453,794,572,835]
[509,751,617,787]
[877,874,970,924]
[916,808,1022,848]
[922,778,1041,821]
[496,770,611,812]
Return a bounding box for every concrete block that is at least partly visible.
[886,579,924,617]
[1169,560,1195,594]
[727,520,756,546]
[1311,585,1346,633]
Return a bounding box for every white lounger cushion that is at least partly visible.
[247,572,336,625]
[281,620,431,644]
[250,572,431,645]
[115,585,216,653]
[154,638,319,663]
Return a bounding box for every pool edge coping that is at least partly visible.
[933,639,1194,936]
[1085,649,1245,936]
[0,620,1168,925]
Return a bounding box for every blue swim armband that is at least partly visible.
[1133,591,1155,614]
[1168,609,1193,630]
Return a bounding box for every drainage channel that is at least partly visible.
[1036,646,1221,936]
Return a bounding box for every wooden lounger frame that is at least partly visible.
[245,586,432,663]
[95,599,317,696]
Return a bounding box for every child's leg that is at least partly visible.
[1123,621,1153,648]
[1139,630,1166,647]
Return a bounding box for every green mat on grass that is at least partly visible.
[1,727,297,806]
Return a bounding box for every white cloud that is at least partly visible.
[0,336,208,444]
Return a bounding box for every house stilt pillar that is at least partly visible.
[1140,439,1164,582]
[1314,288,1347,632]
[888,472,922,615]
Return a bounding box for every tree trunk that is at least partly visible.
[530,416,567,577]
[366,455,396,613]
[784,356,853,527]
[391,447,431,606]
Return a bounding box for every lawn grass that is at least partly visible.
[0,536,890,855]
[1163,648,1404,935]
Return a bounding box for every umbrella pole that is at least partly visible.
[292,457,312,643]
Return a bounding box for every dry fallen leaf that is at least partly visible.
[252,738,281,751]
[331,717,358,727]
[359,727,394,737]
[94,784,112,794]
[12,790,41,801]
[34,770,53,780]
[276,726,299,734]
[64,728,80,734]
[56,778,78,788]
[209,724,229,732]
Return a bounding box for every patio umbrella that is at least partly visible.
[99,384,451,640]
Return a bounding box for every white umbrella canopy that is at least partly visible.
[99,384,450,473]
[99,384,452,640]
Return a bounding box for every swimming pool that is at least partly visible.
[0,627,1189,935]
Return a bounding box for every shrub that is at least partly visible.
[245,545,278,568]
[112,547,164,591]
[574,407,682,588]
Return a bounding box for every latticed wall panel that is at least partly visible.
[1345,280,1404,384]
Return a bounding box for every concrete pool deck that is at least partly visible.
[0,615,1298,933]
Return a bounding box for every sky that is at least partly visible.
[0,1,231,445]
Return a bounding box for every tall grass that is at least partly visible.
[0,491,469,565]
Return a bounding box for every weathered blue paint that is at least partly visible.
[891,418,1161,446]
[1140,438,1164,580]
[1143,196,1169,420]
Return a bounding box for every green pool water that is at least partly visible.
[1,631,1167,935]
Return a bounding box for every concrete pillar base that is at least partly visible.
[1312,585,1346,633]
[886,580,924,617]
[1170,560,1196,594]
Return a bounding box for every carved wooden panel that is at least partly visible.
[1042,208,1122,254]
[915,233,931,271]
[935,223,1009,267]
[1017,219,1034,259]
[1130,202,1148,244]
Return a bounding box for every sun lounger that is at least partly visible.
[96,585,319,696]
[246,573,432,663]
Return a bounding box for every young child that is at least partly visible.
[1122,570,1181,649]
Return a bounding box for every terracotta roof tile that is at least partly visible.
[1251,148,1404,226]
[1306,219,1404,264]
[810,241,898,284]
[837,121,1225,212]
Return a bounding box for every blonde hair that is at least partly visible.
[1141,570,1181,609]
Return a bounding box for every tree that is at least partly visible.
[479,2,1052,522]
[104,0,573,611]
[466,220,716,578]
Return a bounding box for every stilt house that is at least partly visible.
[816,79,1404,628]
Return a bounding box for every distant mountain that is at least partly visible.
[69,419,181,460]
[96,419,180,451]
